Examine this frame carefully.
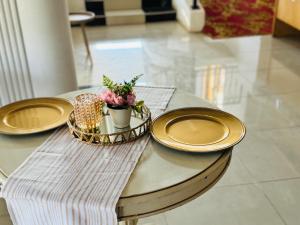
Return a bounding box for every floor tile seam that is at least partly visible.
[215,177,300,189]
[216,90,269,102]
[214,182,254,189]
[257,176,300,184]
[264,90,300,98]
[240,86,300,98]
[247,125,300,132]
[238,65,300,79]
[226,154,300,186]
[238,65,287,74]
[214,180,296,225]
[255,183,289,225]
[72,42,300,61]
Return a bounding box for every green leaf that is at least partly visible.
[133,100,144,113]
[129,74,142,87]
[135,100,144,107]
[102,74,143,97]
[102,75,117,91]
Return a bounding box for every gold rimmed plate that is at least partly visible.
[151,107,246,153]
[0,98,73,135]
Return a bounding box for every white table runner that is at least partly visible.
[2,86,175,225]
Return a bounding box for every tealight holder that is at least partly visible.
[74,93,104,132]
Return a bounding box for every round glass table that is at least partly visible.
[0,88,232,225]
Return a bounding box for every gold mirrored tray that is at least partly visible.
[67,105,151,145]
[151,107,246,153]
[0,98,73,135]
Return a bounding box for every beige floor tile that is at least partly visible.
[275,92,300,116]
[269,36,300,50]
[270,48,300,71]
[242,68,300,95]
[260,178,300,225]
[139,214,168,225]
[219,94,300,131]
[72,23,256,85]
[71,23,300,111]
[208,35,300,54]
[72,23,300,92]
[233,47,300,74]
[215,154,255,187]
[73,37,266,102]
[260,127,300,174]
[236,130,300,181]
[164,184,285,225]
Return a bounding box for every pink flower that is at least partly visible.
[126,93,136,106]
[100,90,137,107]
[113,95,125,106]
[100,90,116,105]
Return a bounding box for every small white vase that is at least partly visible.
[108,106,132,128]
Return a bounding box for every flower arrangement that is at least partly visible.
[100,75,144,113]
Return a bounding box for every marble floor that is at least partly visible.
[71,22,300,225]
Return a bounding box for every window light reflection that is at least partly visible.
[95,39,142,50]
[195,64,243,106]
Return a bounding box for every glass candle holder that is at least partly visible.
[74,93,103,132]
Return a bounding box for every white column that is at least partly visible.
[0,0,77,105]
[0,0,34,105]
[16,0,77,97]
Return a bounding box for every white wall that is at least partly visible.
[67,0,86,12]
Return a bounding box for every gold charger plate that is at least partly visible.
[150,107,246,153]
[0,98,73,135]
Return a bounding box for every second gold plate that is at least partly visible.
[151,107,246,153]
[0,98,73,135]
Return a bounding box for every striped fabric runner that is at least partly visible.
[2,86,175,225]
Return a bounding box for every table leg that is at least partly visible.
[125,218,138,225]
[80,24,92,63]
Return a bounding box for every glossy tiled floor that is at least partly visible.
[71,22,300,225]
